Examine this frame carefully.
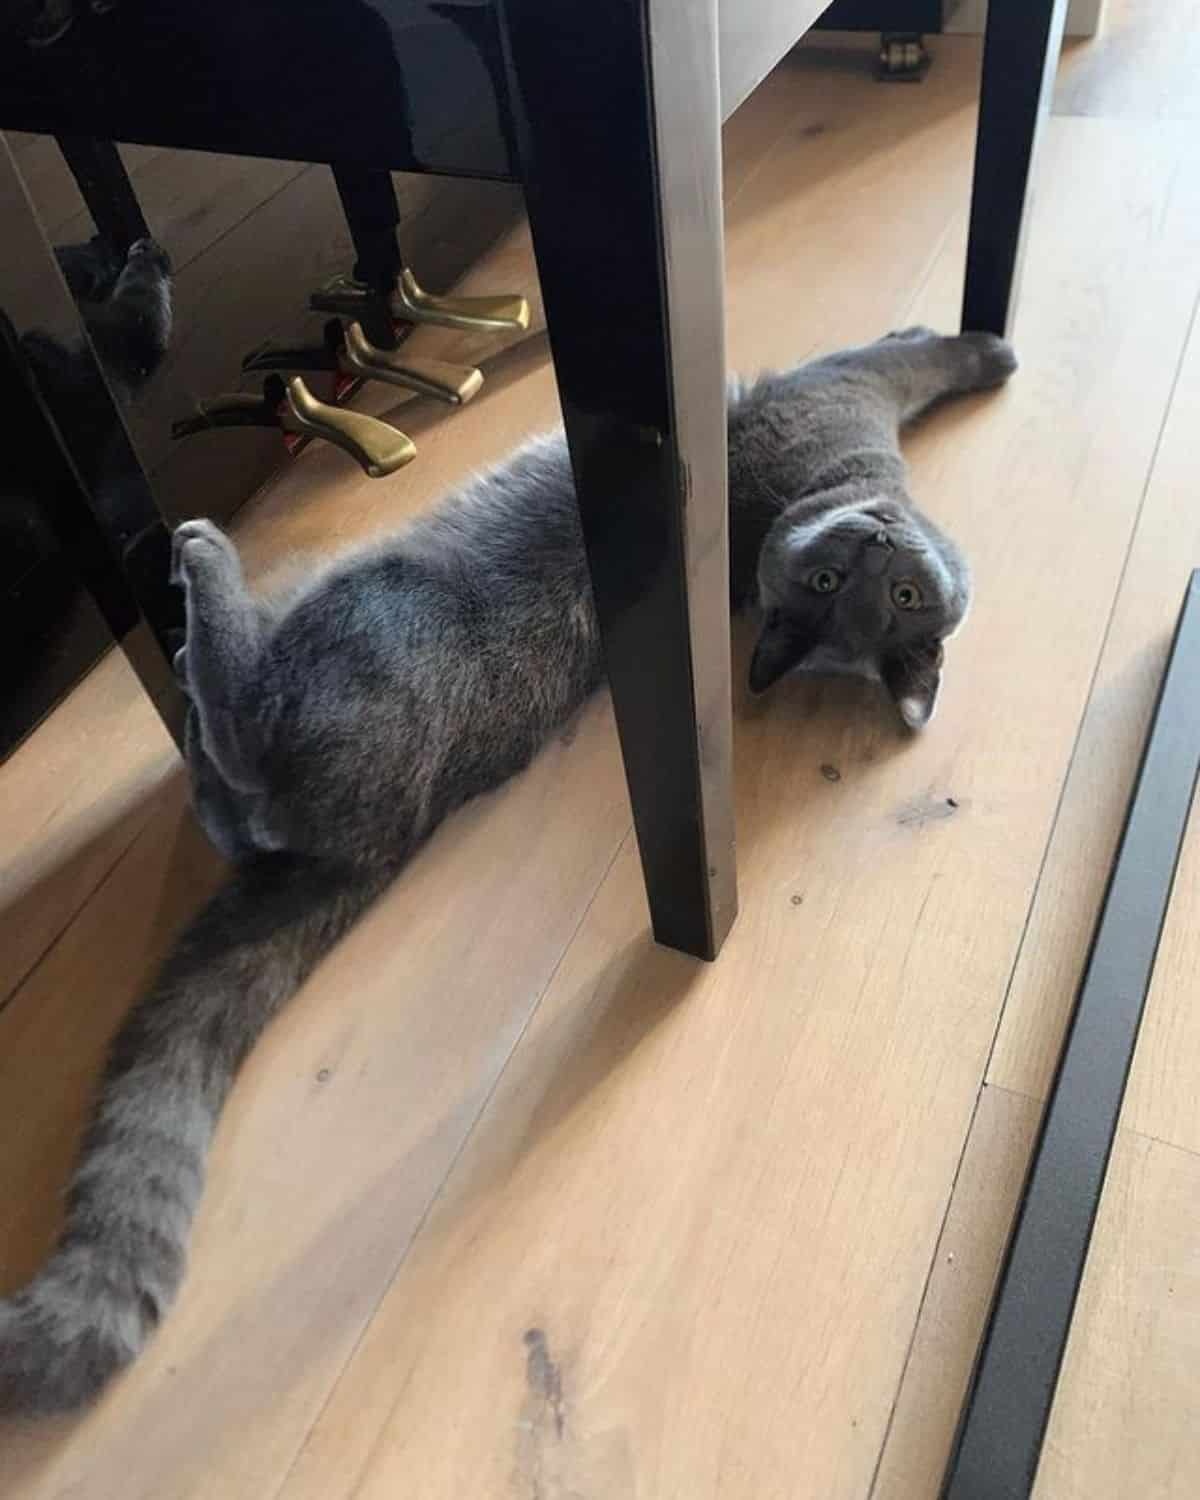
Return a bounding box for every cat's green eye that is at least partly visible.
[807,567,843,595]
[891,581,924,611]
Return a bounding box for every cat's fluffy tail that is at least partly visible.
[0,852,389,1414]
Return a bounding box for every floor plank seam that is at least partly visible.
[973,277,1200,1097]
[902,210,960,327]
[0,796,166,1016]
[157,161,312,279]
[994,1078,1200,1165]
[864,1068,989,1500]
[263,826,633,1500]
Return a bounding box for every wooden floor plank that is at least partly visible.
[1053,0,1200,119]
[1123,791,1200,1152]
[723,34,984,373]
[0,652,178,1011]
[1034,1130,1200,1500]
[871,1085,1040,1500]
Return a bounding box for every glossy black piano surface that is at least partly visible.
[1,1,515,178]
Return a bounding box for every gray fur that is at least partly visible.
[0,328,1014,1412]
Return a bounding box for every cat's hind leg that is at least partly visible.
[172,520,266,796]
[817,328,1017,427]
[871,327,1018,421]
[182,707,260,860]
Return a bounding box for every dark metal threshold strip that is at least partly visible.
[940,570,1200,1500]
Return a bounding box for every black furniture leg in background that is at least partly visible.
[961,0,1068,336]
[499,0,736,959]
[330,164,405,349]
[940,573,1200,1500]
[55,135,150,252]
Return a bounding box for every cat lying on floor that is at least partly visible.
[0,325,1015,1413]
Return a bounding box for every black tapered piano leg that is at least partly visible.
[961,0,1069,336]
[499,0,737,959]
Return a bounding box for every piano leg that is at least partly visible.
[961,0,1069,336]
[499,0,737,960]
[55,135,150,254]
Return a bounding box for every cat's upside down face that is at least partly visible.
[751,493,970,730]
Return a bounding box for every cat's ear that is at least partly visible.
[749,611,818,694]
[880,642,944,730]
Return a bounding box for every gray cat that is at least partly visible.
[0,326,1014,1413]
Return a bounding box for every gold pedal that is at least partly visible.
[282,377,416,477]
[343,322,483,405]
[391,267,530,334]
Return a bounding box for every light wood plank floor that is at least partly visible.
[3,9,1199,1498]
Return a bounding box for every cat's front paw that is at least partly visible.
[126,237,172,277]
[170,518,236,586]
[957,330,1018,389]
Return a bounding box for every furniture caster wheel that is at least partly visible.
[877,33,931,82]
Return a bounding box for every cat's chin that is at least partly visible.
[786,653,935,731]
[791,646,881,682]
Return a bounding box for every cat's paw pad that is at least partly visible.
[171,519,235,585]
[126,237,172,276]
[958,330,1018,387]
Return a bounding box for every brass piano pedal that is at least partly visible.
[392,267,529,334]
[342,322,483,405]
[281,377,416,477]
[171,376,415,478]
[311,269,529,337]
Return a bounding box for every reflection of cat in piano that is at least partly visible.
[13,1,115,51]
[37,233,173,405]
[1,234,172,561]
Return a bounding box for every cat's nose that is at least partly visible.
[849,597,892,643]
[862,533,893,578]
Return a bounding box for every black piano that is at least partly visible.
[0,0,1069,959]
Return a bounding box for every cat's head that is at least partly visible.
[752,496,970,729]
